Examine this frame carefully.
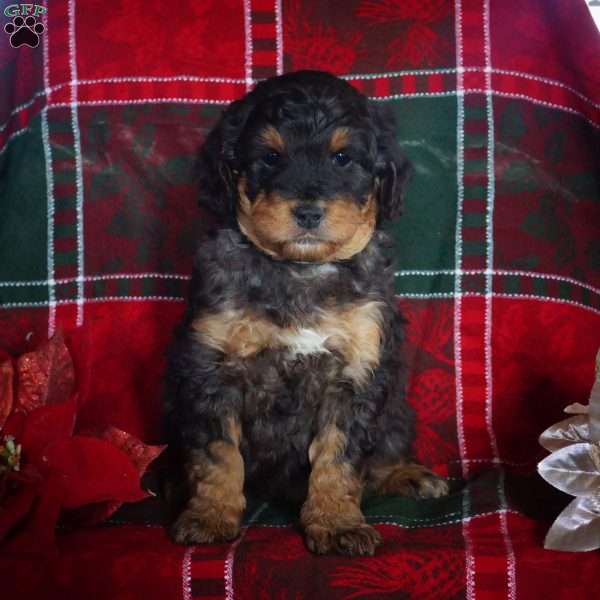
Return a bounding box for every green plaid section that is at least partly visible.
[493,272,600,312]
[394,272,455,296]
[394,271,600,312]
[83,275,188,301]
[386,96,458,292]
[109,471,516,530]
[0,114,48,284]
[493,98,600,309]
[459,93,490,284]
[2,97,598,318]
[243,475,505,528]
[48,107,81,287]
[389,93,600,315]
[79,104,220,278]
[0,276,189,307]
[0,282,49,307]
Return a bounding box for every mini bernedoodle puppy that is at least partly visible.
[165,70,448,556]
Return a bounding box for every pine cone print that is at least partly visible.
[285,0,363,73]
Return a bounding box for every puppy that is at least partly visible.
[165,70,448,556]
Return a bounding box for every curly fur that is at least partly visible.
[164,70,447,556]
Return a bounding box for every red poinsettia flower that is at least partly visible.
[0,333,165,554]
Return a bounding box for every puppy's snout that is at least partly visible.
[293,204,324,230]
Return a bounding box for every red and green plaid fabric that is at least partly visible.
[1,0,600,598]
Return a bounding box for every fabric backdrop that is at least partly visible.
[1,0,599,598]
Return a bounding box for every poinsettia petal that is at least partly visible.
[100,426,166,475]
[539,415,590,452]
[43,436,149,509]
[64,428,166,525]
[537,443,600,496]
[0,360,14,430]
[16,332,74,414]
[544,496,600,552]
[20,394,78,463]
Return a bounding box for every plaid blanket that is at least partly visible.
[1,0,600,598]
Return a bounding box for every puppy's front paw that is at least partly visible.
[170,505,242,545]
[305,523,382,556]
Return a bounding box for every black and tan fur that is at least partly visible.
[165,70,448,556]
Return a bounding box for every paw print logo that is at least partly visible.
[4,15,45,48]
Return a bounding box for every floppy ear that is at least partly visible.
[368,102,413,222]
[196,99,253,222]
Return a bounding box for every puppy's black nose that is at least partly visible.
[293,204,323,229]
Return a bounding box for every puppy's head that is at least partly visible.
[198,70,412,262]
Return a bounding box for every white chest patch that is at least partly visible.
[282,327,331,356]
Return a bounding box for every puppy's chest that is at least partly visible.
[192,300,385,386]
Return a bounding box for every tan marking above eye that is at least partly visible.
[329,127,351,153]
[259,125,285,153]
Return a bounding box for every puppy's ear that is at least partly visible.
[368,102,413,222]
[197,100,252,221]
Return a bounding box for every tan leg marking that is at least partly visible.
[301,425,382,556]
[170,418,246,544]
[368,462,449,499]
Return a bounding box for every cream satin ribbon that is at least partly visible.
[538,348,600,552]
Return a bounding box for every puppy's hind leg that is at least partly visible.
[367,460,449,499]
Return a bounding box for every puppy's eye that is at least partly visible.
[262,150,281,166]
[332,151,352,167]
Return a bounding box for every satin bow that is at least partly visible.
[538,349,600,552]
